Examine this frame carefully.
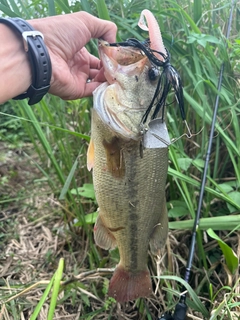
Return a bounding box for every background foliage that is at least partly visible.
[0,0,240,319]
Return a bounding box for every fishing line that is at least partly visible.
[159,1,236,319]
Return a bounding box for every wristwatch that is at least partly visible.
[0,17,52,105]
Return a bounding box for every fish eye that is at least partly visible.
[148,67,160,81]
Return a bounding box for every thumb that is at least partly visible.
[93,67,106,82]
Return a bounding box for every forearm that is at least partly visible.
[0,24,31,104]
[0,12,117,103]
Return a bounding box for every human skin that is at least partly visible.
[0,11,117,104]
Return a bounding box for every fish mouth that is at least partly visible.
[99,39,146,66]
[98,39,148,85]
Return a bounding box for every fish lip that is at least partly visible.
[98,39,109,48]
[98,39,147,66]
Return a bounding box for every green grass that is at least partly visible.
[1,0,240,319]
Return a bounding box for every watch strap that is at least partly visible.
[0,17,52,105]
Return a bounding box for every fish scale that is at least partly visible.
[91,108,168,302]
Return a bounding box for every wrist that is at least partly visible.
[0,24,31,104]
[0,18,52,105]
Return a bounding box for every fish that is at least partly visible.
[87,9,170,303]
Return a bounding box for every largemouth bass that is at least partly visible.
[87,9,172,303]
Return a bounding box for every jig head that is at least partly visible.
[109,38,185,124]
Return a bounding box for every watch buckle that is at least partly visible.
[22,30,44,52]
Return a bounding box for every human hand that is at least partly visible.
[29,12,117,100]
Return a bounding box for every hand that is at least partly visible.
[30,12,117,100]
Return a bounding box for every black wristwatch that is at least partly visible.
[0,17,52,105]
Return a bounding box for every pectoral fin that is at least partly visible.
[149,203,168,256]
[102,136,125,178]
[94,213,117,250]
[87,139,94,171]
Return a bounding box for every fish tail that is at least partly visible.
[108,265,152,303]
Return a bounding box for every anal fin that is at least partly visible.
[94,213,117,250]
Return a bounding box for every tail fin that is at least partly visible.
[108,265,152,303]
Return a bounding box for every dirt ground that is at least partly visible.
[0,142,82,319]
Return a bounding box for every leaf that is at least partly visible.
[177,158,192,171]
[227,191,240,213]
[168,200,189,218]
[74,212,98,226]
[207,228,238,274]
[192,159,205,168]
[216,183,233,194]
[80,292,90,307]
[168,206,188,218]
[71,183,96,200]
[187,33,222,48]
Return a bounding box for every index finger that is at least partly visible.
[81,13,117,43]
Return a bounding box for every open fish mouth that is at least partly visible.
[107,38,186,124]
[98,39,146,67]
[94,39,160,139]
[94,8,186,143]
[101,38,186,124]
[98,39,150,89]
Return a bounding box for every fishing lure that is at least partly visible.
[109,38,185,124]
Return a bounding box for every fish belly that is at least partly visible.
[91,109,169,302]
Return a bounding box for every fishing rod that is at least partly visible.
[159,1,235,319]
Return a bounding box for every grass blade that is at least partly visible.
[30,278,55,320]
[96,0,110,20]
[0,4,18,16]
[81,0,92,13]
[54,0,71,13]
[169,215,240,230]
[193,0,202,24]
[16,101,65,186]
[207,228,238,273]
[6,0,20,15]
[47,0,56,16]
[47,258,64,320]
[157,275,209,317]
[59,156,79,200]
